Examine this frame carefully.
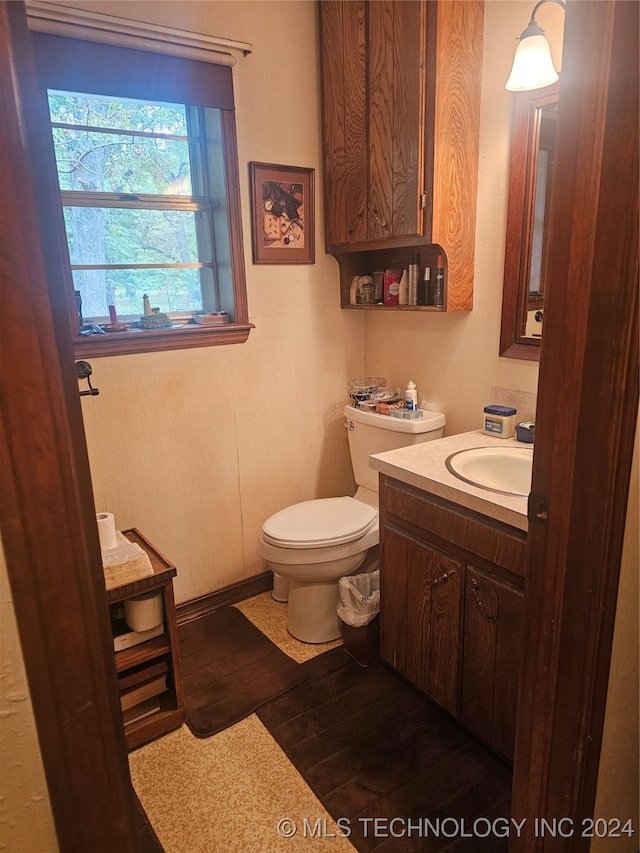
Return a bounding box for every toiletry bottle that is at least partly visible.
[434,255,445,308]
[373,270,384,303]
[405,381,418,411]
[421,267,431,306]
[350,276,359,305]
[384,269,402,305]
[398,270,409,305]
[359,275,375,304]
[408,254,419,306]
[75,290,83,331]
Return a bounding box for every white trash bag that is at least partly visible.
[337,570,380,628]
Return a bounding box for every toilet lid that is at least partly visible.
[262,497,378,548]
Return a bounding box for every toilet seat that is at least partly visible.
[262,497,377,549]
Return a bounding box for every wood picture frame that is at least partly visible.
[249,162,314,264]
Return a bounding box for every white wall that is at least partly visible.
[593,417,639,849]
[0,537,59,852]
[69,1,364,604]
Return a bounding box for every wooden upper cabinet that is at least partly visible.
[321,0,428,248]
[320,0,367,246]
[366,1,428,243]
[319,0,483,312]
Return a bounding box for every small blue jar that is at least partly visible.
[516,421,535,443]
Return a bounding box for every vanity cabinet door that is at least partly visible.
[381,525,462,715]
[460,566,524,762]
[319,1,427,251]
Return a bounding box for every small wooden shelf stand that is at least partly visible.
[107,529,185,750]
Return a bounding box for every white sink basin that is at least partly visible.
[445,445,533,497]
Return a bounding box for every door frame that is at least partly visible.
[0,3,143,849]
[511,0,638,848]
[0,1,637,851]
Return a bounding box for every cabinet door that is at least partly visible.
[381,526,461,715]
[320,1,427,248]
[319,1,368,246]
[460,566,524,761]
[380,525,408,672]
[368,1,427,242]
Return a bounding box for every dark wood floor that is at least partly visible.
[258,647,513,853]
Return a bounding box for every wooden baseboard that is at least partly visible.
[176,571,273,625]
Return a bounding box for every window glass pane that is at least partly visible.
[48,91,189,135]
[63,207,212,265]
[74,268,205,319]
[203,108,233,313]
[52,128,196,196]
[43,84,244,340]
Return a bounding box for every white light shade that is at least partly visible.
[505,33,559,91]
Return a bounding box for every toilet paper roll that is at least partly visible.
[96,512,118,551]
[124,591,164,633]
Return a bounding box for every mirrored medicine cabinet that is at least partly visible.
[500,81,560,360]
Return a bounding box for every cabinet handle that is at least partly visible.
[471,578,497,622]
[347,211,363,235]
[431,569,455,587]
[371,208,390,230]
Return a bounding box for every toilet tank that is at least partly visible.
[344,405,445,494]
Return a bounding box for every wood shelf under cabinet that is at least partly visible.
[334,244,466,313]
[108,529,185,750]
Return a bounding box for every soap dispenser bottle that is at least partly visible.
[405,381,418,411]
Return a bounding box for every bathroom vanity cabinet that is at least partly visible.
[379,476,526,762]
[318,0,483,312]
[107,529,185,751]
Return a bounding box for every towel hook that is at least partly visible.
[76,360,99,397]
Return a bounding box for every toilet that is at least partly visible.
[259,404,445,643]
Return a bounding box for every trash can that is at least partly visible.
[337,570,381,667]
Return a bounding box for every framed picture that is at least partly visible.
[249,162,315,264]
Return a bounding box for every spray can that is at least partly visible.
[434,255,445,308]
[421,267,431,306]
[408,254,420,306]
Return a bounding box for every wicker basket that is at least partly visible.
[347,377,386,406]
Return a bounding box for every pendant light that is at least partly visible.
[506,0,566,92]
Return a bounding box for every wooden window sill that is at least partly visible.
[73,322,254,358]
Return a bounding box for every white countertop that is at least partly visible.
[370,430,530,532]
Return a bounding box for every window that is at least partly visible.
[32,33,251,356]
[49,92,228,322]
